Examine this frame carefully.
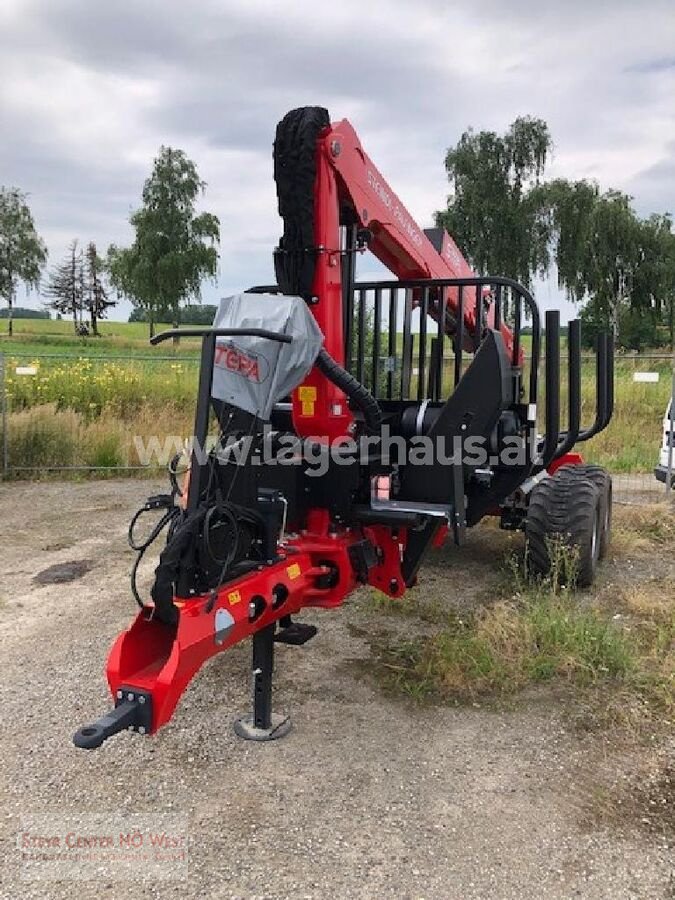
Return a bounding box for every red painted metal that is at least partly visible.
[323,119,516,355]
[325,120,473,283]
[547,452,584,475]
[108,551,345,732]
[291,129,352,443]
[106,523,409,732]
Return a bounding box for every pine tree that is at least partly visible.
[84,242,114,336]
[46,240,84,333]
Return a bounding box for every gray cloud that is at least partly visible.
[1,0,674,318]
[625,57,675,74]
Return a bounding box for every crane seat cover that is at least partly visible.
[211,292,323,419]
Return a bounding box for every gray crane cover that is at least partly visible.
[211,293,324,419]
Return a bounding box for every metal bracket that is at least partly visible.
[73,687,152,750]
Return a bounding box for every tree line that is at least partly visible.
[1,120,673,348]
[436,118,675,350]
[0,145,220,338]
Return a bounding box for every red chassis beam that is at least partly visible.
[106,519,406,734]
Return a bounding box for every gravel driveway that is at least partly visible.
[0,479,673,899]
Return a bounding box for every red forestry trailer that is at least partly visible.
[74,107,613,748]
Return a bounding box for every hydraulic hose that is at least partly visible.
[315,347,382,433]
[128,495,182,612]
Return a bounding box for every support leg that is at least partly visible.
[233,623,292,741]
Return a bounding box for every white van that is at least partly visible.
[655,399,675,487]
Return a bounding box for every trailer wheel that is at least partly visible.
[556,464,612,559]
[526,474,602,588]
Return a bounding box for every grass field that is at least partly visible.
[1,317,672,474]
[0,317,534,358]
[0,317,201,357]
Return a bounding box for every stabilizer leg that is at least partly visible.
[234,623,292,741]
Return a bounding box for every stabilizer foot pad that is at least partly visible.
[274,623,318,646]
[233,713,292,742]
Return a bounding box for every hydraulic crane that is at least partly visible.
[74,107,613,748]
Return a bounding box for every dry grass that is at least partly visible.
[376,566,634,702]
[619,580,675,621]
[7,402,194,471]
[611,503,675,555]
[369,503,675,717]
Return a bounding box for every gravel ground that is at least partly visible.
[1,479,673,899]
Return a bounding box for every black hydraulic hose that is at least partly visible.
[128,496,182,611]
[315,348,383,433]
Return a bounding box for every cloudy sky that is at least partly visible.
[2,0,674,320]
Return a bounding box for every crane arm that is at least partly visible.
[272,107,516,441]
[326,118,472,280]
[323,117,515,358]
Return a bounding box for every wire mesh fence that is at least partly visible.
[1,349,673,507]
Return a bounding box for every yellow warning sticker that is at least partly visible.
[228,590,242,605]
[298,385,317,416]
[286,563,302,580]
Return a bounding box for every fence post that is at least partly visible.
[667,369,675,496]
[1,352,7,478]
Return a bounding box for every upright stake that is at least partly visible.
[188,332,216,512]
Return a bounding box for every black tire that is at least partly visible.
[556,464,612,559]
[273,106,330,298]
[526,474,602,588]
